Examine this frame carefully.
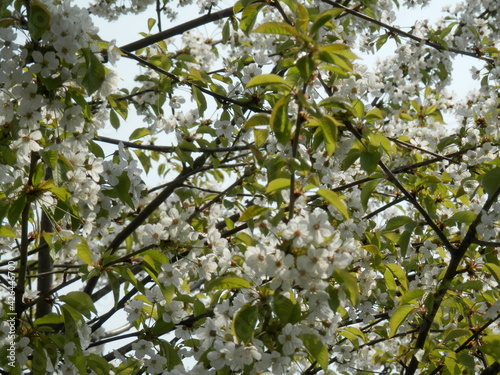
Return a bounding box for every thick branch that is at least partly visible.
[36,168,54,319]
[119,7,234,52]
[15,152,39,323]
[95,135,253,153]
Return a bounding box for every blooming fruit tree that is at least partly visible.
[1,0,500,374]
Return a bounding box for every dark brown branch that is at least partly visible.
[405,184,500,375]
[321,0,495,64]
[323,91,457,255]
[16,152,39,324]
[90,277,150,332]
[22,275,81,310]
[121,50,269,114]
[95,135,253,153]
[0,243,48,267]
[36,168,54,319]
[471,238,500,247]
[83,160,211,296]
[388,136,458,164]
[362,196,407,220]
[119,7,235,53]
[428,313,500,375]
[188,172,250,222]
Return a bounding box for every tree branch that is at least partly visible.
[321,0,495,64]
[120,50,269,114]
[405,184,500,375]
[95,135,253,153]
[119,7,235,53]
[36,168,54,319]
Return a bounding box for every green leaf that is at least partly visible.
[147,18,156,32]
[87,353,111,375]
[482,167,500,195]
[479,335,500,362]
[385,216,413,231]
[266,178,290,194]
[360,149,381,174]
[81,48,106,95]
[244,113,270,128]
[222,19,231,44]
[310,9,344,36]
[205,276,252,291]
[32,162,45,187]
[76,237,93,266]
[318,116,338,156]
[134,149,152,174]
[28,0,51,40]
[40,149,59,170]
[484,263,500,284]
[254,128,269,148]
[232,303,258,344]
[319,43,357,59]
[34,313,64,326]
[389,304,415,337]
[246,74,288,89]
[366,108,384,120]
[361,179,381,211]
[376,33,389,50]
[252,21,299,36]
[8,195,27,227]
[129,127,152,141]
[317,188,349,219]
[115,172,135,209]
[270,96,291,145]
[386,263,409,292]
[239,205,269,221]
[443,328,471,344]
[351,100,365,118]
[400,288,426,305]
[0,226,17,238]
[333,268,359,306]
[160,341,183,370]
[297,55,315,82]
[453,280,482,291]
[397,112,414,121]
[192,85,207,116]
[60,291,97,319]
[301,333,329,370]
[446,211,476,224]
[273,294,302,324]
[32,338,48,375]
[240,2,265,35]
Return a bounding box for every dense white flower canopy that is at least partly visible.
[0,0,499,374]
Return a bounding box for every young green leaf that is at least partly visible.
[205,276,252,291]
[333,268,359,306]
[273,294,302,324]
[271,96,292,145]
[232,303,258,344]
[266,178,291,194]
[301,333,329,370]
[60,291,97,319]
[317,188,349,219]
[389,304,415,337]
[252,21,299,36]
[28,1,51,40]
[246,74,289,89]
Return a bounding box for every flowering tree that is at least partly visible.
[1,0,500,373]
